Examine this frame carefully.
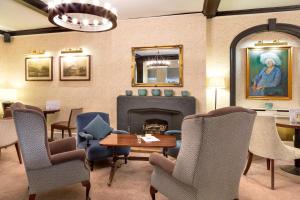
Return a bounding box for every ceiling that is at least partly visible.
[0,0,204,32]
[0,0,299,33]
[219,0,300,11]
[0,0,53,31]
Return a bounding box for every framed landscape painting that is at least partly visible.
[246,47,292,100]
[59,55,91,81]
[25,57,53,81]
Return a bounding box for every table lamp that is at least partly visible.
[208,77,225,110]
[0,88,17,102]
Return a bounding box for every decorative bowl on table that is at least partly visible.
[264,102,273,110]
[125,90,133,96]
[138,89,147,96]
[181,90,190,97]
[151,89,161,96]
[164,89,174,97]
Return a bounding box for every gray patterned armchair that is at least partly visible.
[149,107,256,200]
[11,103,91,200]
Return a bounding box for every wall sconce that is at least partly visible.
[0,88,17,102]
[25,50,50,57]
[61,48,83,54]
[255,40,288,46]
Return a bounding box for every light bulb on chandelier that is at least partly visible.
[47,0,118,32]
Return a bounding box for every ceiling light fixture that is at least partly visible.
[47,0,118,32]
[147,50,171,69]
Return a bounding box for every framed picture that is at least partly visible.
[25,57,53,81]
[246,47,292,100]
[59,55,91,81]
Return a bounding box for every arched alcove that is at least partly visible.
[230,18,300,106]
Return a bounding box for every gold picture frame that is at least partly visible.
[131,45,183,87]
[25,57,53,81]
[59,55,91,81]
[246,47,292,100]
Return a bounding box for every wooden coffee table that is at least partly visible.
[100,133,176,186]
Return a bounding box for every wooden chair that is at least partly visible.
[51,108,83,141]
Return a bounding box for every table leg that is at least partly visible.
[280,128,300,175]
[108,147,118,186]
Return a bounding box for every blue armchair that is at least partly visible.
[77,112,130,171]
[163,130,181,158]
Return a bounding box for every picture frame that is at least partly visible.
[246,47,292,100]
[25,57,53,81]
[59,55,91,81]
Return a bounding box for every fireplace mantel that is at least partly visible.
[117,95,196,133]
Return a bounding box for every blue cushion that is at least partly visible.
[83,115,113,140]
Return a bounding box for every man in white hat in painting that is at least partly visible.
[251,52,282,96]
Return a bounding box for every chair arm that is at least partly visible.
[112,130,129,134]
[78,132,93,140]
[164,130,181,135]
[49,137,76,155]
[149,153,175,175]
[50,149,86,165]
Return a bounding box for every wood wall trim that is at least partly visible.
[229,18,300,106]
[14,0,48,15]
[217,5,300,17]
[10,27,72,36]
[203,0,221,18]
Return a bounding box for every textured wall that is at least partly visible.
[0,14,206,127]
[206,10,300,111]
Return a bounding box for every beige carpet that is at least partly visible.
[1,146,300,200]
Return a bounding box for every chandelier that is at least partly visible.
[146,50,171,69]
[47,0,118,32]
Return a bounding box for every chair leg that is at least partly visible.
[15,143,22,164]
[267,158,271,170]
[68,129,72,137]
[62,130,64,139]
[51,126,54,141]
[271,159,275,190]
[82,180,91,200]
[124,155,128,164]
[150,185,157,200]
[29,194,36,200]
[162,148,168,157]
[88,160,94,171]
[243,151,253,175]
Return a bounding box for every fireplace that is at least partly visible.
[143,119,168,135]
[127,108,182,134]
[117,96,196,134]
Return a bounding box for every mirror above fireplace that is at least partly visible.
[131,45,183,87]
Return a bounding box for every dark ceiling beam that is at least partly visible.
[0,30,8,35]
[10,27,72,36]
[217,5,300,17]
[203,0,221,18]
[14,0,48,16]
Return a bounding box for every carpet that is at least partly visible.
[1,145,300,200]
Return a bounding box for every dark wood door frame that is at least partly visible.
[229,18,300,106]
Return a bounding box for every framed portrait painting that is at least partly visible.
[246,47,292,100]
[25,57,53,81]
[59,55,91,81]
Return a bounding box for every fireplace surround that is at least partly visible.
[117,96,196,134]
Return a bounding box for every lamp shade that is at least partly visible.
[0,89,17,102]
[208,77,225,89]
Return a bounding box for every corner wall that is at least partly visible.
[206,10,300,111]
[0,14,206,127]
